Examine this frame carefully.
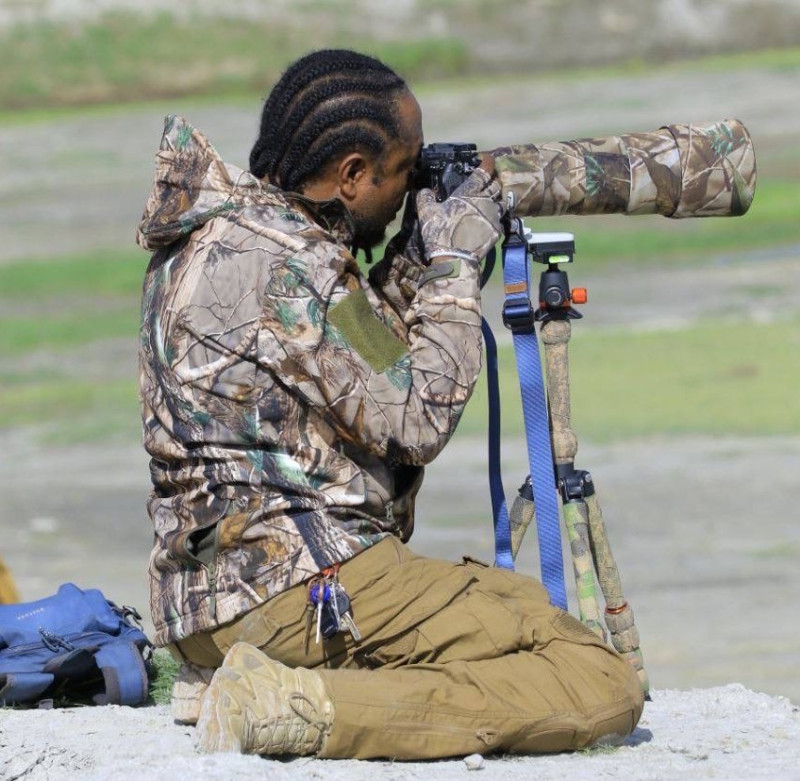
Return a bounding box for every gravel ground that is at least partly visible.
[1,686,798,780]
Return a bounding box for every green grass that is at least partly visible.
[2,7,798,116]
[0,376,138,429]
[0,252,145,442]
[665,46,800,74]
[0,249,146,299]
[412,44,800,96]
[149,650,180,706]
[0,12,469,111]
[2,244,798,445]
[459,316,800,442]
[0,308,139,356]
[0,250,144,358]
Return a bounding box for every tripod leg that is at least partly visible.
[540,317,650,696]
[508,488,535,562]
[585,493,651,696]
[509,483,606,642]
[540,319,603,628]
[562,500,606,641]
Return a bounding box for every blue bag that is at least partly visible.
[0,583,153,707]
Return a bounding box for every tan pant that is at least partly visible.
[173,536,644,760]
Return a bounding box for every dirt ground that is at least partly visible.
[2,685,799,780]
[1,55,799,714]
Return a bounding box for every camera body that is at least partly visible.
[413,142,481,202]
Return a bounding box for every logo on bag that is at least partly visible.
[15,607,46,621]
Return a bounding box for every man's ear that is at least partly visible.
[337,152,369,202]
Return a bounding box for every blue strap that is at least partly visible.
[481,317,514,570]
[94,641,150,706]
[501,240,569,610]
[0,671,54,704]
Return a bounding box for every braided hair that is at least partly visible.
[249,50,409,192]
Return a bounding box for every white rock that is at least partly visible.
[463,753,484,770]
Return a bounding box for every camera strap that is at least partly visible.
[482,228,568,609]
[481,315,514,571]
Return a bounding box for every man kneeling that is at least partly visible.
[135,49,644,760]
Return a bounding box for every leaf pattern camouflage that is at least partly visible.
[491,119,756,219]
[415,168,504,260]
[136,116,484,646]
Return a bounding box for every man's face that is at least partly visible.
[349,92,424,250]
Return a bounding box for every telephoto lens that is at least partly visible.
[491,119,755,220]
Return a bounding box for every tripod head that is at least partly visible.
[499,215,587,329]
[524,230,586,323]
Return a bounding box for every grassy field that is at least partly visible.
[0,11,468,111]
[1,243,798,445]
[2,5,800,113]
[465,317,800,442]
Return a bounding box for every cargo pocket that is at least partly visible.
[413,587,526,664]
[348,548,477,668]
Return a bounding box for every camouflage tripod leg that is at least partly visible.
[584,491,649,694]
[539,319,605,637]
[506,319,605,641]
[507,487,604,637]
[540,318,650,697]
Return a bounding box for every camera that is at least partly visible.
[412,142,481,202]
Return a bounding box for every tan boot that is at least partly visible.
[171,661,215,725]
[195,642,334,756]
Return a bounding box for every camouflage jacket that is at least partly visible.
[136,116,483,646]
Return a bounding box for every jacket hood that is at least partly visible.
[136,115,278,251]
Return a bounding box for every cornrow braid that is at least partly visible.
[249,50,408,192]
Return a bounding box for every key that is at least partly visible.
[339,611,362,642]
[319,597,341,639]
[330,583,362,642]
[314,586,323,644]
[319,577,345,639]
[308,579,331,645]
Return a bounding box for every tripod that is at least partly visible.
[501,227,650,697]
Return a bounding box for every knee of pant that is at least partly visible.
[546,612,645,717]
[587,649,646,737]
[582,697,641,750]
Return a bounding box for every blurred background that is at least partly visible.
[1,0,798,704]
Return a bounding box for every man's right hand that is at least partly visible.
[416,167,504,263]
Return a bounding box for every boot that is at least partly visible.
[195,642,334,756]
[171,661,215,725]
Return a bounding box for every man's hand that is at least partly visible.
[416,167,503,264]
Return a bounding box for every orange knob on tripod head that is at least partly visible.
[571,288,587,305]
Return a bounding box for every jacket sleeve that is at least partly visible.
[256,245,483,466]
